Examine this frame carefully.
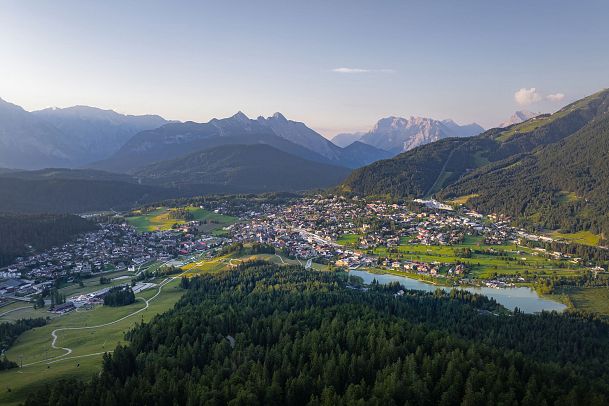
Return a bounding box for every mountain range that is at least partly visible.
[0,99,393,173]
[331,116,484,153]
[92,111,392,173]
[0,100,394,205]
[341,88,609,239]
[0,98,170,169]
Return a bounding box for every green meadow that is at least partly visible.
[550,230,601,246]
[125,206,237,233]
[0,278,184,406]
[371,236,583,278]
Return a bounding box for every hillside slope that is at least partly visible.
[439,105,609,236]
[342,89,609,237]
[135,143,351,193]
[0,170,174,213]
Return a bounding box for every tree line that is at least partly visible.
[0,213,96,267]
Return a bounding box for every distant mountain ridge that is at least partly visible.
[0,98,77,169]
[333,116,484,154]
[0,99,170,169]
[331,131,365,148]
[94,111,392,173]
[32,106,170,164]
[360,116,484,154]
[0,97,481,173]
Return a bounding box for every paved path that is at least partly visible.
[23,277,174,367]
[0,305,33,318]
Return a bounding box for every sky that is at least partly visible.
[1,0,608,137]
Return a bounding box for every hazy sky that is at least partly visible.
[1,0,608,136]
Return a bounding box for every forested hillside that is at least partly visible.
[0,214,96,267]
[342,89,609,238]
[439,114,609,236]
[135,144,351,193]
[27,262,609,405]
[0,174,175,214]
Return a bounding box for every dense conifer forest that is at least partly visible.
[103,286,136,307]
[0,214,97,267]
[26,262,609,405]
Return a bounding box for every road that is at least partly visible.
[0,305,33,318]
[23,276,175,367]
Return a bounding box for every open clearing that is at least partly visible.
[549,230,601,246]
[372,236,582,278]
[336,233,361,247]
[181,252,324,277]
[549,287,609,316]
[125,206,237,233]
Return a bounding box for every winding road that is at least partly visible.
[23,276,175,367]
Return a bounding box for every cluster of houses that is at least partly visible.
[2,224,180,281]
[1,224,227,285]
[228,196,521,276]
[0,222,229,310]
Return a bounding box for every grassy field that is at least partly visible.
[549,287,609,316]
[181,252,325,277]
[448,194,479,206]
[550,230,601,246]
[372,236,583,279]
[126,206,237,233]
[336,233,361,247]
[0,301,56,322]
[0,279,185,406]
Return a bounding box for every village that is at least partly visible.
[0,222,226,309]
[0,195,602,312]
[229,196,510,275]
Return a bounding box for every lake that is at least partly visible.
[349,269,566,314]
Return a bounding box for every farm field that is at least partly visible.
[371,236,583,279]
[125,206,237,233]
[0,278,185,406]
